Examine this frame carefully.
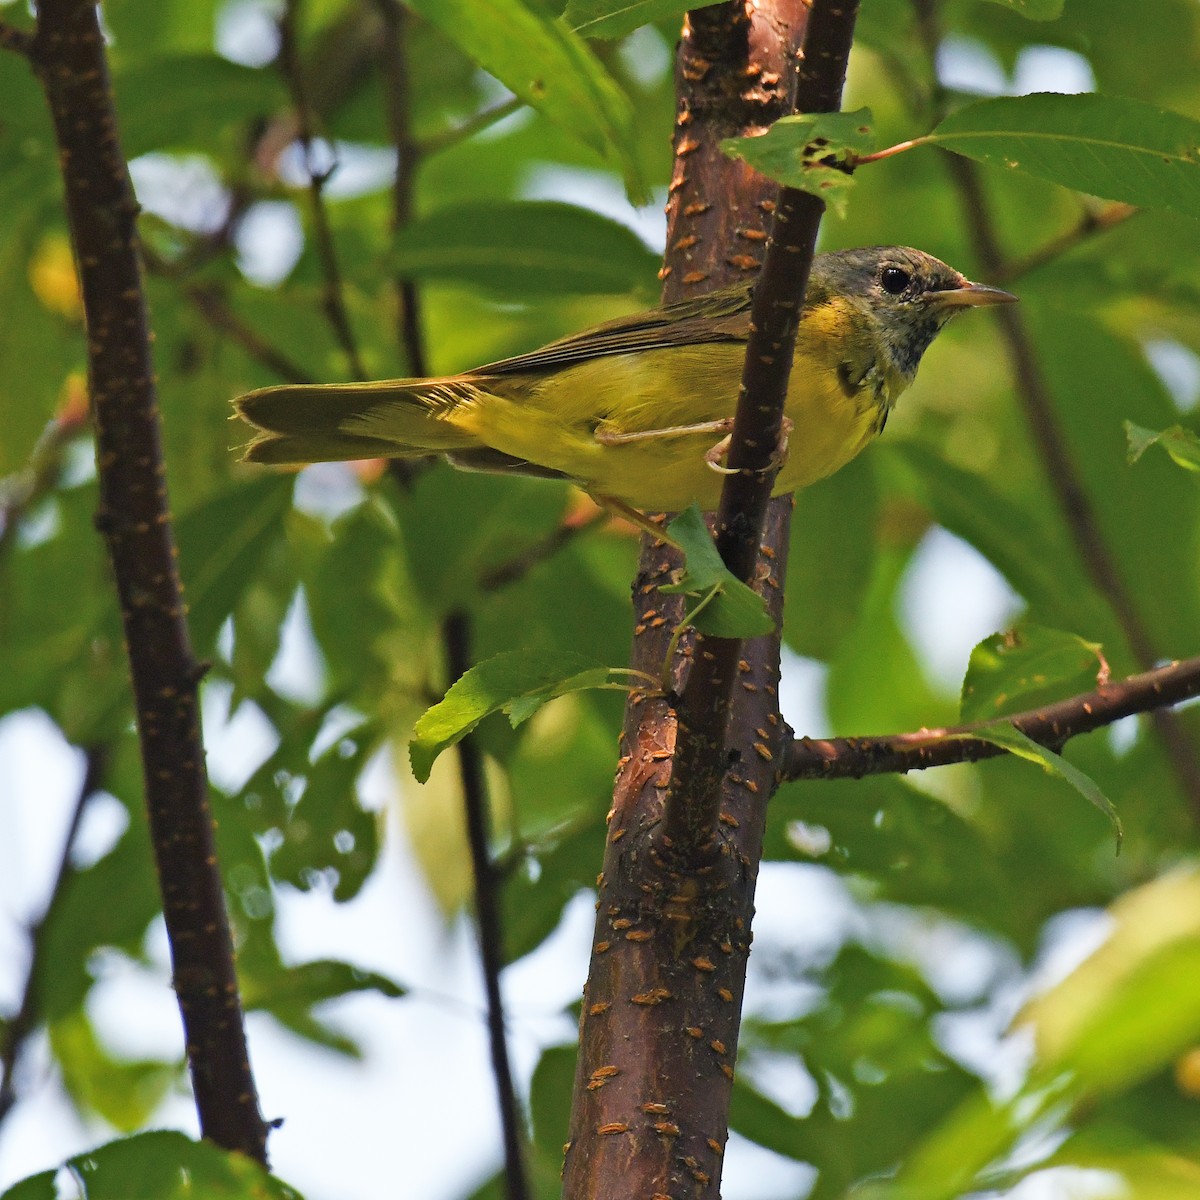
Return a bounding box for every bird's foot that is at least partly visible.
[704,416,792,476]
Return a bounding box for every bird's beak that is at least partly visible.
[931,279,1019,308]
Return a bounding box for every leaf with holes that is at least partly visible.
[721,110,875,217]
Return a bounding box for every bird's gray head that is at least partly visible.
[809,246,1017,384]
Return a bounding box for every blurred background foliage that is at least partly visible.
[3,0,1200,1196]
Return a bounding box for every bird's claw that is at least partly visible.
[704,416,793,476]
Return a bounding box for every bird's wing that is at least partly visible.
[476,286,754,377]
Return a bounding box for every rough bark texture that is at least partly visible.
[562,5,805,1196]
[30,0,269,1162]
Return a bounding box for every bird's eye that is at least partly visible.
[880,266,911,295]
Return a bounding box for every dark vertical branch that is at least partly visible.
[28,0,269,1161]
[373,0,428,378]
[0,747,105,1132]
[664,0,860,858]
[277,0,367,380]
[911,0,1200,809]
[563,5,807,1197]
[443,613,530,1200]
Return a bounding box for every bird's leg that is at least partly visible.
[705,415,793,476]
[592,493,685,551]
[593,418,734,446]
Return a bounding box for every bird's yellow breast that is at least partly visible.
[449,304,892,512]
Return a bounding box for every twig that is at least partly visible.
[277,0,366,381]
[142,243,315,384]
[443,612,530,1200]
[782,653,1200,780]
[662,0,861,859]
[186,282,315,385]
[911,0,1200,809]
[30,0,269,1161]
[480,509,608,592]
[0,18,34,56]
[0,746,105,1130]
[373,0,426,376]
[989,202,1138,286]
[417,96,525,159]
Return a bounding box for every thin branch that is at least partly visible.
[782,654,1200,780]
[277,0,367,380]
[0,747,105,1131]
[911,0,1200,809]
[30,1,269,1161]
[662,0,861,859]
[417,96,525,159]
[443,612,530,1200]
[0,19,34,56]
[0,403,86,566]
[988,202,1138,286]
[142,245,315,384]
[480,509,608,592]
[187,282,316,385]
[373,0,426,377]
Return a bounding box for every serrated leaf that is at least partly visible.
[660,506,775,638]
[409,649,619,782]
[925,94,1200,220]
[961,624,1107,723]
[564,0,717,39]
[969,722,1123,849]
[403,0,643,197]
[721,110,875,217]
[391,201,659,296]
[1125,420,1200,472]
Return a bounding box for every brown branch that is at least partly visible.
[663,0,860,859]
[29,1,269,1161]
[277,0,367,381]
[563,5,808,1196]
[443,612,530,1200]
[783,654,1200,780]
[0,747,105,1131]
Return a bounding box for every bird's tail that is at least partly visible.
[233,378,481,466]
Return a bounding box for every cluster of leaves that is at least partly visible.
[3,0,1200,1196]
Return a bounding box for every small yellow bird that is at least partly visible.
[234,247,1014,513]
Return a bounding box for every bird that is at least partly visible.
[233,246,1015,514]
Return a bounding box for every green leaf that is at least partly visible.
[409,648,620,782]
[115,55,287,159]
[564,0,715,40]
[960,624,1107,723]
[48,1012,175,1131]
[660,506,775,638]
[403,0,643,197]
[1125,420,1200,472]
[0,1130,303,1200]
[969,722,1123,848]
[391,200,659,296]
[244,958,405,1010]
[721,110,875,218]
[176,476,295,654]
[925,94,1200,220]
